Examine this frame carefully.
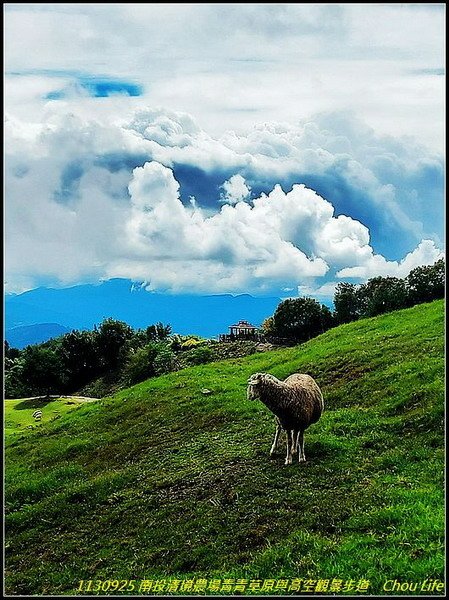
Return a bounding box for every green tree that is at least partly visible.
[124,342,175,385]
[20,346,65,396]
[146,322,172,341]
[272,297,333,342]
[117,329,150,368]
[168,334,183,352]
[334,282,362,324]
[124,344,157,385]
[261,316,275,336]
[97,318,134,370]
[4,340,21,360]
[60,330,100,391]
[4,357,27,399]
[406,259,445,304]
[357,276,409,317]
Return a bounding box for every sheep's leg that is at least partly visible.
[292,430,300,455]
[270,419,282,457]
[298,430,306,463]
[284,430,293,465]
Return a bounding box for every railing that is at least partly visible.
[218,333,265,342]
[217,333,297,346]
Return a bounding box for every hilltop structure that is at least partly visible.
[219,320,262,341]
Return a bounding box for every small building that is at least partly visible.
[228,320,258,337]
[219,320,261,342]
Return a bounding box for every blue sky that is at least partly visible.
[4,3,445,299]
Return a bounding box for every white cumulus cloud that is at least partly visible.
[337,239,444,280]
[4,104,444,296]
[220,174,251,205]
[106,161,442,294]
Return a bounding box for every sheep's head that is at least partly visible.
[247,372,264,401]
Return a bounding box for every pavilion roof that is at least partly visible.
[229,320,258,329]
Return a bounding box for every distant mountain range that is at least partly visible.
[5,279,281,348]
[5,323,72,349]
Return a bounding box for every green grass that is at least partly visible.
[5,300,445,595]
[4,396,98,436]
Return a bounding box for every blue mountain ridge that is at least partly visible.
[5,279,281,346]
[6,324,72,349]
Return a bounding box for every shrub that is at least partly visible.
[124,342,176,385]
[184,346,213,366]
[153,345,177,375]
[124,343,160,385]
[180,336,207,350]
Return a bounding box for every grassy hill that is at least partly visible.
[5,300,444,595]
[5,396,99,436]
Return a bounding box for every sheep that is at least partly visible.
[247,372,324,465]
[32,409,42,422]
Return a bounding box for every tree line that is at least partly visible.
[4,259,444,399]
[4,321,214,399]
[263,258,444,343]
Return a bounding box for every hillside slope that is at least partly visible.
[5,300,444,595]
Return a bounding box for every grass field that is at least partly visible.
[4,300,445,595]
[4,396,98,436]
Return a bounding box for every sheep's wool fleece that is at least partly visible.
[258,373,324,431]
